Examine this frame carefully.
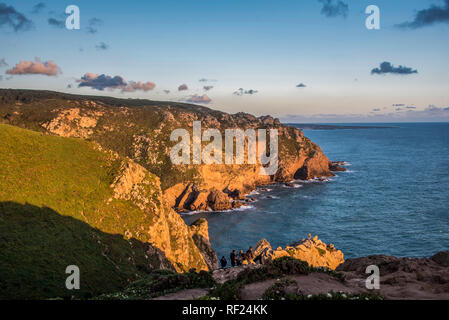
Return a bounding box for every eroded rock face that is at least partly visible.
[111,161,152,211]
[294,152,335,180]
[42,107,104,138]
[6,92,335,214]
[1,91,338,273]
[189,218,218,270]
[253,236,344,270]
[109,158,213,273]
[329,161,347,172]
[207,189,232,211]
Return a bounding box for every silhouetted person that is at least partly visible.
[246,246,254,260]
[220,256,227,269]
[230,250,236,267]
[237,250,244,266]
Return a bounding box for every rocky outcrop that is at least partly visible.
[111,160,152,211]
[207,189,232,211]
[252,235,344,270]
[294,152,335,180]
[337,251,449,299]
[41,107,104,138]
[0,89,337,214]
[329,161,347,172]
[189,218,218,270]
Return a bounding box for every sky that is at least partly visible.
[1,0,449,122]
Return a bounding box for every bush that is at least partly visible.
[95,269,215,300]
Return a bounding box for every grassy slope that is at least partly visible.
[0,124,164,299]
[0,89,323,191]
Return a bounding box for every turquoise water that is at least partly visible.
[184,123,449,259]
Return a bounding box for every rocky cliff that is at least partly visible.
[0,124,213,299]
[0,89,339,279]
[0,89,337,214]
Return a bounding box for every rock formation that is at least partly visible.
[328,161,347,172]
[189,218,218,270]
[252,235,344,270]
[337,251,449,299]
[0,89,336,214]
[0,89,338,277]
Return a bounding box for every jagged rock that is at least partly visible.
[254,239,271,258]
[111,160,149,211]
[188,191,209,211]
[294,152,335,180]
[223,188,244,200]
[253,235,344,270]
[232,201,243,209]
[42,107,103,138]
[175,183,197,210]
[207,189,232,211]
[431,251,449,267]
[329,161,347,172]
[189,218,218,270]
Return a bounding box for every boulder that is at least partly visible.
[188,191,209,212]
[430,251,449,267]
[254,235,344,270]
[329,161,347,172]
[207,189,232,211]
[294,153,334,180]
[253,239,272,259]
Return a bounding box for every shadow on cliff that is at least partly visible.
[0,201,174,300]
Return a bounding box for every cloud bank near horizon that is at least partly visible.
[281,105,449,123]
[233,88,258,96]
[371,62,418,75]
[185,94,212,104]
[77,73,155,92]
[6,58,61,76]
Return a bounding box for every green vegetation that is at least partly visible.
[205,257,346,300]
[0,89,320,191]
[95,269,215,300]
[0,124,166,299]
[262,278,298,300]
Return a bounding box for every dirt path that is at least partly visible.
[239,273,366,300]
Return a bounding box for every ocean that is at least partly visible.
[183,123,449,260]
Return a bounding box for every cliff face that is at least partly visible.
[189,218,218,270]
[0,89,337,282]
[0,89,334,214]
[0,123,212,300]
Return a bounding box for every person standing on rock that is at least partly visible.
[230,250,236,267]
[220,256,227,269]
[246,246,254,261]
[237,250,244,266]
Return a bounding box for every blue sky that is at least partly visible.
[1,0,449,122]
